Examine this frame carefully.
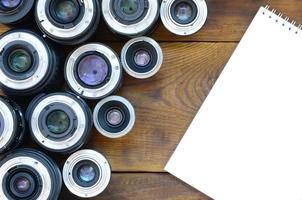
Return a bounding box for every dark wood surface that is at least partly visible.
[1,1,301,199]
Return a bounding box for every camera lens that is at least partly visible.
[65,43,122,100]
[160,0,208,36]
[26,92,93,154]
[35,0,101,45]
[121,37,163,79]
[0,148,62,200]
[63,149,111,198]
[93,96,135,138]
[102,0,159,37]
[0,30,61,96]
[0,0,34,24]
[0,96,25,154]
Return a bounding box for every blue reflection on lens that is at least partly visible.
[78,165,96,182]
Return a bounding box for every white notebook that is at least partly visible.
[165,6,302,200]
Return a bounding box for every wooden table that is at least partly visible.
[1,0,302,199]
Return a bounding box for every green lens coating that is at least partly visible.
[120,0,138,15]
[8,49,32,73]
[46,110,70,134]
[54,0,79,23]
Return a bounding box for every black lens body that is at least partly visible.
[0,148,62,200]
[0,96,25,154]
[35,0,101,45]
[0,29,62,97]
[0,0,34,24]
[26,92,93,154]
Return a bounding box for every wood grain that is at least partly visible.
[59,173,212,200]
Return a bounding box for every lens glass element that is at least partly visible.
[106,108,123,126]
[54,0,79,24]
[175,2,193,22]
[0,0,20,9]
[8,49,32,73]
[120,0,138,15]
[77,164,96,183]
[77,55,109,86]
[134,50,151,67]
[14,176,31,193]
[46,110,70,134]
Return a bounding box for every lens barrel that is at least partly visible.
[0,96,25,154]
[0,29,61,96]
[0,148,62,200]
[65,43,122,100]
[121,36,163,79]
[160,0,208,36]
[0,0,34,24]
[102,0,159,37]
[35,0,101,45]
[93,95,135,138]
[26,92,93,154]
[63,149,111,198]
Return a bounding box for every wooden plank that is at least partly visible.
[59,173,212,200]
[1,0,302,42]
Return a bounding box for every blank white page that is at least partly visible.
[165,6,302,200]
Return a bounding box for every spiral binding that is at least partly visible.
[264,5,301,34]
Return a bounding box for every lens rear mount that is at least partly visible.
[160,0,208,36]
[26,92,92,154]
[0,96,25,154]
[35,0,101,45]
[102,0,159,37]
[0,29,61,96]
[0,148,62,200]
[121,37,163,79]
[63,149,111,198]
[65,43,122,100]
[93,96,135,138]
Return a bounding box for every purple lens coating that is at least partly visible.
[15,176,31,193]
[0,0,21,8]
[106,109,123,126]
[176,2,193,21]
[78,165,96,182]
[77,55,109,86]
[134,50,151,67]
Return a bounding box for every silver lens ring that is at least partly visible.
[93,96,135,138]
[36,0,97,42]
[29,94,89,152]
[102,0,159,37]
[0,31,49,90]
[121,36,163,79]
[160,0,208,36]
[0,157,52,200]
[65,43,122,100]
[63,149,111,198]
[0,99,15,151]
